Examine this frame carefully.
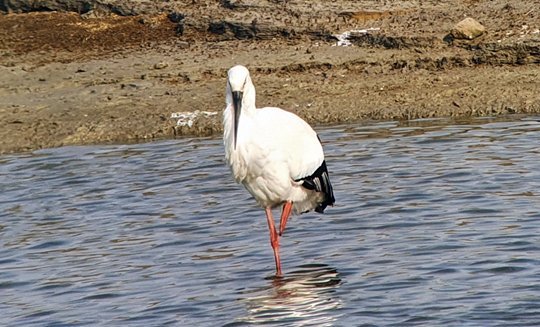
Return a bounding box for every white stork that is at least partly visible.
[223,65,335,275]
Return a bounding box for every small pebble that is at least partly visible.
[154,62,169,70]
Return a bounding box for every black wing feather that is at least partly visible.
[295,160,335,213]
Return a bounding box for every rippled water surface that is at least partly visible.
[2,116,540,326]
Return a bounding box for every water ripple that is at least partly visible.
[1,117,540,325]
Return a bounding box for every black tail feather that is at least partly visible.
[296,160,335,213]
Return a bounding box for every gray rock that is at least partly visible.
[451,17,485,40]
[0,0,93,13]
[0,0,159,15]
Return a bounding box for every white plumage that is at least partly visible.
[223,65,335,275]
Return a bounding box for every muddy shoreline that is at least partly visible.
[1,1,539,154]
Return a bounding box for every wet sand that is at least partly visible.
[1,0,539,153]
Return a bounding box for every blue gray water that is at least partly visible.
[1,116,540,326]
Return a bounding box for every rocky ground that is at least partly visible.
[0,0,539,153]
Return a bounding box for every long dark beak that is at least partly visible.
[232,91,242,149]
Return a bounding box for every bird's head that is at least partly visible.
[226,65,255,149]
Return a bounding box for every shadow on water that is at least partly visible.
[230,264,342,326]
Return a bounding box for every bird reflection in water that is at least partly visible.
[237,264,342,326]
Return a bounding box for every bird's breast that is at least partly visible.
[226,149,249,183]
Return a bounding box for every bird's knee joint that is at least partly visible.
[270,236,279,248]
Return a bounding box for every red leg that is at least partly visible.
[279,201,293,236]
[265,207,282,276]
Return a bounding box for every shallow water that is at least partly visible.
[1,116,540,326]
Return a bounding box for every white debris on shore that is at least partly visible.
[171,110,218,127]
[333,28,381,46]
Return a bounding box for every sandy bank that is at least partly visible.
[0,0,539,153]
